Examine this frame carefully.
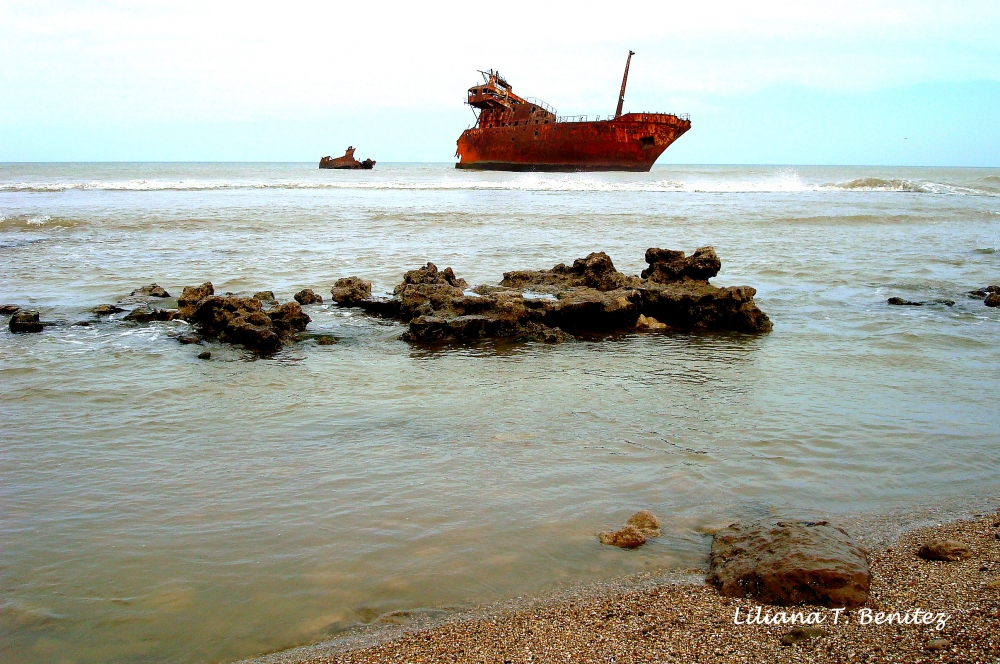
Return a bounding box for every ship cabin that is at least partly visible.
[467,70,556,130]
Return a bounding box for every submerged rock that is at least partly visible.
[780,626,827,646]
[330,248,771,343]
[968,285,1000,299]
[888,297,923,306]
[294,288,323,305]
[131,283,170,298]
[123,306,178,323]
[93,304,125,315]
[197,351,211,360]
[0,304,20,316]
[9,310,44,333]
[706,520,870,608]
[986,293,1000,308]
[917,539,971,562]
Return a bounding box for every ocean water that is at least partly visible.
[1,163,998,664]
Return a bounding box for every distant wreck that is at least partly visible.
[331,247,772,343]
[319,146,375,170]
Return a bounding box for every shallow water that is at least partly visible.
[1,163,998,663]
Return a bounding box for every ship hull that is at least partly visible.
[456,113,690,172]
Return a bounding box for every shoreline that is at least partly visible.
[243,495,1000,663]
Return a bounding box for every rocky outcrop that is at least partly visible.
[330,248,771,343]
[330,277,373,306]
[968,285,999,299]
[294,289,323,305]
[131,283,170,298]
[9,310,44,333]
[917,539,971,562]
[178,282,215,319]
[706,520,870,609]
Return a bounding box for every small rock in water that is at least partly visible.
[93,304,125,315]
[315,335,337,345]
[0,304,20,315]
[9,310,44,333]
[924,638,951,652]
[887,297,923,306]
[294,288,323,305]
[197,351,211,360]
[917,539,971,561]
[131,283,170,298]
[176,333,202,345]
[597,525,646,549]
[934,299,955,306]
[968,285,1000,299]
[635,314,667,330]
[986,293,1000,307]
[625,510,661,538]
[779,626,827,646]
[253,291,276,302]
[72,321,91,327]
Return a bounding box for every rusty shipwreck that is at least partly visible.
[320,147,375,170]
[456,52,690,172]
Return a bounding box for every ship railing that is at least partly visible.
[524,97,557,116]
[557,115,588,123]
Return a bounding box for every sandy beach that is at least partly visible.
[251,509,1000,664]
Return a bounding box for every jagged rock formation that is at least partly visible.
[330,247,771,343]
[174,282,310,352]
[706,520,870,609]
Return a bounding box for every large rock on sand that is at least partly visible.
[917,539,971,562]
[706,520,870,608]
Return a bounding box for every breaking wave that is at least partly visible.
[1,173,997,196]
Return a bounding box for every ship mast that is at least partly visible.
[615,50,635,119]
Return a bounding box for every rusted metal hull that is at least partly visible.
[456,113,690,172]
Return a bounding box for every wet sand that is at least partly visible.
[249,508,1000,664]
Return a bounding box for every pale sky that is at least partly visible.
[2,0,999,165]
